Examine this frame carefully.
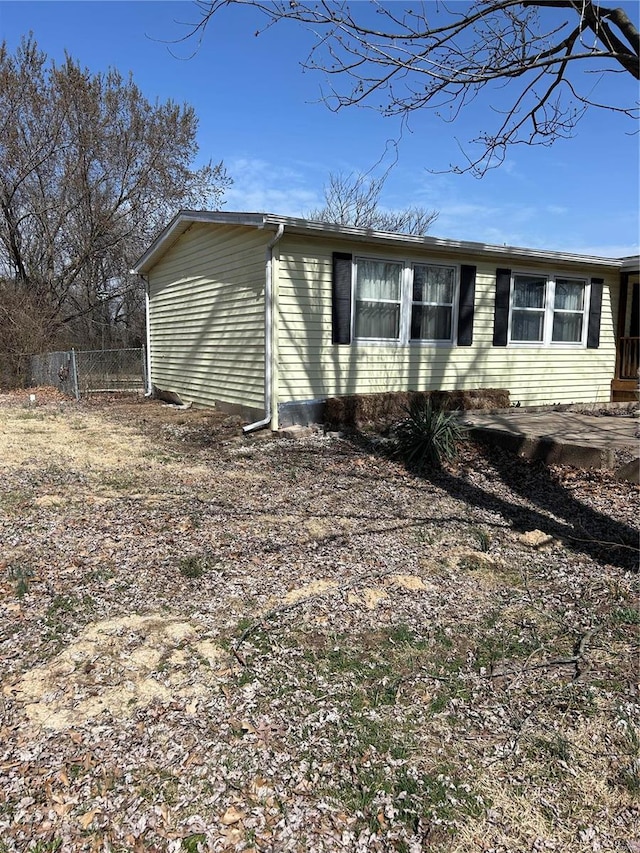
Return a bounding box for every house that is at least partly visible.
[131,211,639,431]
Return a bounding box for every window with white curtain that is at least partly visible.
[511,274,547,342]
[411,264,455,341]
[355,259,403,340]
[354,257,457,342]
[552,278,586,342]
[509,273,588,345]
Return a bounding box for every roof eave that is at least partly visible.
[131,210,628,275]
[621,255,640,273]
[260,214,624,268]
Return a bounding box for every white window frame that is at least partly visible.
[508,271,590,347]
[352,256,405,342]
[352,255,459,346]
[410,262,457,344]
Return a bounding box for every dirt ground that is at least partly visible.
[0,390,638,852]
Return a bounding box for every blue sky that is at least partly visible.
[1,0,638,257]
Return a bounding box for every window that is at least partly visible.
[353,257,458,343]
[511,274,546,342]
[411,264,455,341]
[355,259,403,340]
[552,278,586,342]
[509,273,588,345]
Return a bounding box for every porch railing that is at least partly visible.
[617,337,640,380]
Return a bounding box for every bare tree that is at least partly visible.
[0,36,231,377]
[187,0,639,174]
[308,170,438,234]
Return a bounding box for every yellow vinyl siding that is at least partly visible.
[274,235,617,410]
[148,223,267,410]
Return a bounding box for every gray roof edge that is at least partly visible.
[131,209,627,274]
[261,214,625,268]
[621,255,640,271]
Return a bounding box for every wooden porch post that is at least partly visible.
[615,272,629,381]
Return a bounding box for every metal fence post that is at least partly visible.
[70,348,80,400]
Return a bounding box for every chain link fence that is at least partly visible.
[30,348,146,398]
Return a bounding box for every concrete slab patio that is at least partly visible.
[459,408,639,477]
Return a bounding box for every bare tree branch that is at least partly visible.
[184,0,639,175]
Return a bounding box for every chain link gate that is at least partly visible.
[74,348,146,395]
[30,348,146,398]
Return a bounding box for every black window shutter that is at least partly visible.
[457,264,476,346]
[630,280,639,338]
[587,278,604,349]
[493,268,512,347]
[332,252,352,344]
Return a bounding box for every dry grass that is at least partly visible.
[0,390,638,852]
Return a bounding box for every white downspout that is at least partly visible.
[143,277,153,396]
[243,223,285,434]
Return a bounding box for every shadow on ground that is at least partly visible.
[417,437,639,572]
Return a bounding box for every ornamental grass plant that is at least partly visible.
[394,398,467,469]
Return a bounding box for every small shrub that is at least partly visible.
[615,709,640,795]
[611,606,640,625]
[472,527,492,552]
[181,834,206,853]
[393,399,467,469]
[27,842,63,853]
[8,564,34,598]
[178,554,209,579]
[458,553,491,572]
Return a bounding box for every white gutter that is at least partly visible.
[130,271,153,396]
[243,223,285,433]
[132,210,627,274]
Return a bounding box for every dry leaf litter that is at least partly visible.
[0,389,638,852]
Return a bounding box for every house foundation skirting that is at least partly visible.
[278,388,511,430]
[152,386,263,422]
[278,398,327,428]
